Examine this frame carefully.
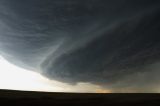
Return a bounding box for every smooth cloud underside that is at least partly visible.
[0,0,160,92]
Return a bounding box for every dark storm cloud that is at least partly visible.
[0,0,160,92]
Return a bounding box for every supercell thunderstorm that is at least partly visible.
[0,0,160,92]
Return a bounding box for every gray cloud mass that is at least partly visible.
[0,0,160,92]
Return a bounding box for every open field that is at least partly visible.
[0,89,160,105]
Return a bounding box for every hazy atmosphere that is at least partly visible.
[0,0,160,93]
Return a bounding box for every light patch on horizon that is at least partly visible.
[0,56,109,93]
[95,89,111,93]
[0,56,65,92]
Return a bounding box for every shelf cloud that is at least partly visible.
[0,0,160,92]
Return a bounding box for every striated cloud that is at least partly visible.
[0,0,160,92]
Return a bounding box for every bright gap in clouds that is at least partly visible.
[0,56,110,93]
[0,56,65,92]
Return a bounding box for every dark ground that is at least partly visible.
[0,89,160,106]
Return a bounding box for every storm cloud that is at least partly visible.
[0,0,160,92]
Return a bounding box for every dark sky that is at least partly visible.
[0,0,160,92]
